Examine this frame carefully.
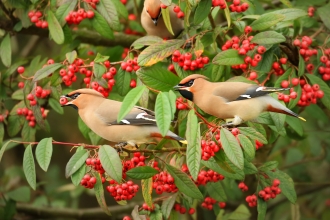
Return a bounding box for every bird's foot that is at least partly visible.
[115,142,127,152]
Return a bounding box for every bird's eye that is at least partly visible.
[186,79,194,87]
[70,93,80,99]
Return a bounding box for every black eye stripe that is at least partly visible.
[69,93,81,99]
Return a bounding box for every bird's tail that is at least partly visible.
[262,87,290,92]
[267,104,306,121]
[167,134,188,144]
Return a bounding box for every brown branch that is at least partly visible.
[0,19,139,48]
[15,201,139,219]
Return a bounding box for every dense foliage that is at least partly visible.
[0,0,330,219]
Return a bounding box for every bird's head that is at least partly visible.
[173,74,209,101]
[144,0,162,25]
[60,89,104,110]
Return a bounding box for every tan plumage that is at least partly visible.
[141,0,184,39]
[174,74,305,125]
[61,89,186,146]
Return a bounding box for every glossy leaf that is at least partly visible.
[94,172,111,215]
[115,68,131,96]
[47,10,65,44]
[250,31,286,45]
[165,164,203,199]
[97,0,121,31]
[213,49,244,66]
[66,50,77,64]
[65,149,89,178]
[186,110,201,181]
[244,160,258,174]
[237,134,255,162]
[131,36,163,49]
[6,186,30,202]
[206,181,227,201]
[259,161,278,172]
[117,85,147,122]
[94,53,110,63]
[317,3,330,30]
[161,7,174,36]
[0,141,11,162]
[267,170,297,203]
[269,9,307,21]
[220,128,244,170]
[49,98,64,114]
[250,14,285,30]
[229,205,251,219]
[93,63,107,78]
[155,92,172,136]
[142,178,153,207]
[137,65,180,92]
[137,39,185,66]
[238,127,268,144]
[126,166,158,179]
[33,63,63,81]
[55,0,77,26]
[98,145,122,183]
[35,137,53,171]
[161,193,177,219]
[23,145,36,190]
[71,164,86,186]
[194,0,212,24]
[91,10,114,39]
[298,55,305,77]
[21,120,36,142]
[0,34,12,67]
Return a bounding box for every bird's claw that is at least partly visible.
[115,142,127,152]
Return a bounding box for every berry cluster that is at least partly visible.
[175,97,188,110]
[173,203,195,214]
[171,50,210,71]
[255,140,264,150]
[238,182,249,192]
[120,57,140,72]
[293,36,317,62]
[84,0,99,9]
[212,0,227,9]
[173,6,184,18]
[200,140,221,161]
[122,152,145,179]
[59,59,83,87]
[106,180,139,201]
[142,203,155,211]
[245,194,258,207]
[297,81,324,106]
[308,6,315,17]
[201,197,217,210]
[258,179,281,201]
[228,0,249,13]
[80,174,98,189]
[318,52,330,81]
[65,9,95,25]
[152,169,177,194]
[16,107,47,127]
[120,0,127,4]
[85,157,106,175]
[195,169,224,185]
[28,11,48,29]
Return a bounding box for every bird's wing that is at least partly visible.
[212,82,290,102]
[109,110,157,126]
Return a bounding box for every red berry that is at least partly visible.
[160,3,167,9]
[123,216,131,220]
[249,71,257,80]
[27,94,34,101]
[273,179,280,186]
[17,66,25,74]
[257,46,266,54]
[18,82,24,88]
[173,6,180,13]
[87,10,95,19]
[244,26,252,33]
[281,80,289,88]
[188,208,195,215]
[130,79,136,88]
[291,78,299,86]
[177,11,184,18]
[60,97,68,105]
[219,202,226,208]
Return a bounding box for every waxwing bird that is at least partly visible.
[60,89,186,146]
[174,74,306,125]
[141,0,184,39]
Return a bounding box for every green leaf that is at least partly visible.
[126,166,158,179]
[274,67,293,87]
[117,85,147,122]
[229,204,251,219]
[250,31,286,45]
[244,160,258,174]
[0,34,12,67]
[21,120,36,142]
[165,164,203,200]
[141,178,153,207]
[94,173,111,215]
[259,161,278,172]
[194,0,212,24]
[150,210,162,220]
[137,65,180,92]
[0,141,11,163]
[91,10,114,39]
[65,149,89,178]
[33,63,63,81]
[238,127,268,144]
[94,53,110,63]
[269,9,307,21]
[206,181,227,201]
[0,123,4,146]
[11,89,24,100]
[155,92,172,136]
[93,63,107,78]
[161,7,174,36]
[71,164,86,186]
[115,68,131,96]
[306,74,330,110]
[55,0,77,26]
[220,129,244,170]
[279,0,292,8]
[257,184,267,220]
[212,49,244,66]
[66,50,77,64]
[47,10,65,44]
[161,193,177,219]
[98,145,122,183]
[201,157,244,180]
[267,170,297,203]
[111,0,128,19]
[286,116,303,136]
[49,97,64,114]
[137,39,185,66]
[97,0,121,31]
[131,36,163,49]
[224,2,231,27]
[269,112,286,136]
[298,55,305,77]
[78,117,90,139]
[186,110,201,181]
[23,145,36,190]
[250,14,285,31]
[6,186,30,202]
[7,116,24,137]
[237,134,255,162]
[318,3,330,30]
[35,138,53,172]
[168,90,177,119]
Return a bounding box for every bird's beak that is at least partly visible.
[60,95,72,107]
[173,85,184,91]
[152,18,158,26]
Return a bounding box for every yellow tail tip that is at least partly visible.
[298,116,306,122]
[179,140,188,145]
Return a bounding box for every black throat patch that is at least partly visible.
[179,90,193,101]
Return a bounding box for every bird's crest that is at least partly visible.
[144,0,161,19]
[179,74,209,84]
[66,89,104,98]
